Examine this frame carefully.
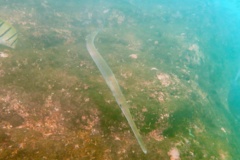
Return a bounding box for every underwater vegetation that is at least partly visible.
[0,0,240,159]
[228,69,240,120]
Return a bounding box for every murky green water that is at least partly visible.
[0,0,240,159]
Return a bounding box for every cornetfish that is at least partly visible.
[86,31,147,154]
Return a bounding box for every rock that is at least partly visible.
[0,52,9,58]
[168,147,181,160]
[1,111,24,127]
[129,54,138,59]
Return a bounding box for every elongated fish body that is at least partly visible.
[0,19,17,48]
[86,31,147,154]
[228,69,240,119]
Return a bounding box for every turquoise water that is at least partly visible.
[0,0,240,159]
